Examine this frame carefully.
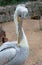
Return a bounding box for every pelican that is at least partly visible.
[0,4,29,65]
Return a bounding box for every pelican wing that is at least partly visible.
[0,42,17,65]
[0,41,17,51]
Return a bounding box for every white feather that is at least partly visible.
[0,4,29,65]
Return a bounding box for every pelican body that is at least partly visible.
[0,4,29,65]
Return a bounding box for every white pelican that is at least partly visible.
[0,4,29,65]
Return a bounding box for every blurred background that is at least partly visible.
[0,0,42,65]
[0,0,42,23]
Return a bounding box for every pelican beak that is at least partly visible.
[18,16,21,23]
[17,16,22,46]
[17,30,22,46]
[18,33,20,44]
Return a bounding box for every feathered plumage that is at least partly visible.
[0,4,29,65]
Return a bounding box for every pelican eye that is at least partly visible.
[19,15,21,17]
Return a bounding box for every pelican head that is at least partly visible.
[16,4,28,19]
[14,4,28,33]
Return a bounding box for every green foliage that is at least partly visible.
[0,0,16,6]
[0,0,28,6]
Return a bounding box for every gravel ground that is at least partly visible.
[0,18,42,65]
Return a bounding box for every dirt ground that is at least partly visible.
[0,18,42,65]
